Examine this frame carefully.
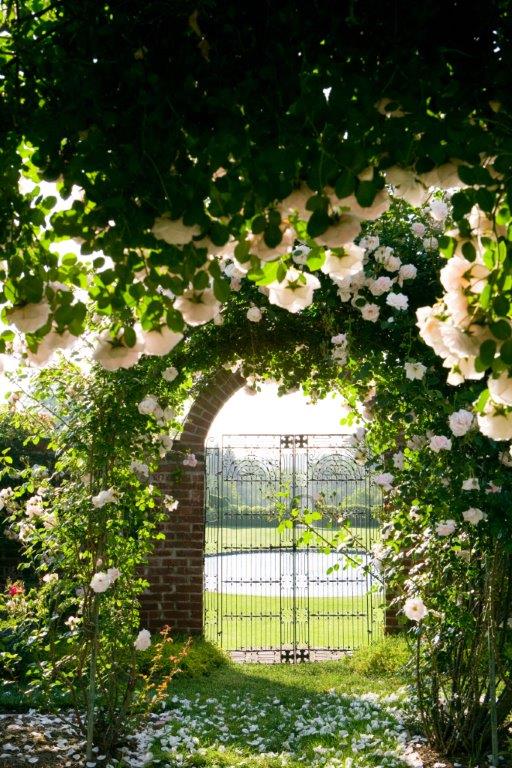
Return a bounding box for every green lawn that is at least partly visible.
[205,523,380,554]
[148,642,414,768]
[204,591,384,652]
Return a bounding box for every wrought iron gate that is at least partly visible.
[204,434,384,662]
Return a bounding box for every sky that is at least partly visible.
[207,381,350,438]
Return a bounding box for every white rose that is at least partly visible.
[90,572,111,593]
[435,520,457,536]
[477,408,512,441]
[392,451,404,469]
[462,477,479,491]
[134,629,152,651]
[42,573,59,584]
[315,214,362,248]
[93,332,143,371]
[374,472,394,491]
[138,395,159,416]
[488,373,512,407]
[106,567,120,583]
[416,305,451,359]
[404,362,427,381]
[130,460,149,478]
[403,597,428,622]
[247,227,295,262]
[183,453,198,468]
[361,303,380,322]
[142,326,183,357]
[268,268,321,313]
[386,167,428,207]
[175,289,221,326]
[447,408,474,437]
[163,366,178,382]
[92,488,117,508]
[246,306,263,323]
[429,435,452,453]
[331,333,347,346]
[440,255,472,293]
[151,216,201,245]
[7,301,51,334]
[333,189,390,221]
[321,244,364,279]
[386,292,408,311]
[462,507,487,525]
[369,276,394,296]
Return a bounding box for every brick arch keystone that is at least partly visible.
[141,369,245,634]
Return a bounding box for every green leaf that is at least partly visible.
[192,270,209,290]
[307,211,330,238]
[478,339,496,367]
[355,181,377,208]
[461,241,476,262]
[500,340,512,365]
[251,215,266,235]
[213,277,230,302]
[493,295,510,316]
[123,326,137,347]
[334,171,354,200]
[490,320,511,340]
[264,224,283,249]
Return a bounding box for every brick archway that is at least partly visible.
[141,369,245,634]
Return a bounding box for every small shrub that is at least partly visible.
[139,636,228,679]
[347,636,409,678]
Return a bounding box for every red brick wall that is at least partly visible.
[141,370,244,634]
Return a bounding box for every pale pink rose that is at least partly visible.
[435,519,457,536]
[142,326,183,357]
[7,302,51,334]
[403,597,428,622]
[404,362,427,381]
[374,472,394,491]
[462,507,486,525]
[321,244,364,279]
[361,303,380,322]
[315,215,362,248]
[246,306,263,323]
[423,236,439,251]
[448,409,474,437]
[268,268,321,313]
[385,167,428,207]
[429,200,449,221]
[90,572,111,594]
[488,372,512,407]
[175,289,221,326]
[183,453,198,468]
[477,408,512,441]
[392,451,404,469]
[440,255,472,293]
[134,629,151,651]
[411,222,426,237]
[369,276,394,296]
[398,264,417,282]
[444,291,470,327]
[462,478,479,491]
[429,435,452,453]
[386,292,408,311]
